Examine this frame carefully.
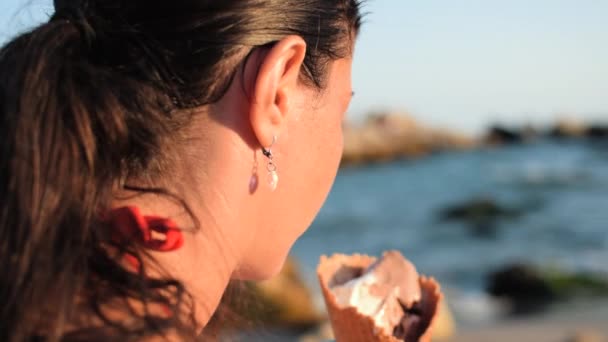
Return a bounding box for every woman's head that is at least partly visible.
[0,0,363,339]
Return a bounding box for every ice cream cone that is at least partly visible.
[317,253,442,342]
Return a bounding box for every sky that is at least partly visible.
[1,0,607,134]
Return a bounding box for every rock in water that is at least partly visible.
[485,126,524,145]
[486,263,557,313]
[486,263,608,314]
[438,197,523,237]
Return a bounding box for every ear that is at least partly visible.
[249,35,306,148]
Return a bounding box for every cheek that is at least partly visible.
[326,101,347,165]
[290,106,343,207]
[326,121,344,170]
[312,110,344,195]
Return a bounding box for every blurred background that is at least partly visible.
[2,1,607,341]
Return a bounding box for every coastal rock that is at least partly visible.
[438,197,523,236]
[550,119,588,139]
[253,257,324,330]
[548,119,608,140]
[483,124,546,145]
[486,263,608,314]
[586,125,608,139]
[549,120,608,141]
[486,263,556,313]
[440,198,521,221]
[484,125,524,145]
[341,113,476,166]
[211,257,323,333]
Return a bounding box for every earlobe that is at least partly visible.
[248,35,307,148]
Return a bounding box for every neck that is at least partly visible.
[111,113,254,331]
[112,185,241,331]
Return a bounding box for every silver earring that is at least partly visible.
[262,135,278,191]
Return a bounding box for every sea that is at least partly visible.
[291,139,608,326]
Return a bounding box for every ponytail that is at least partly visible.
[0,17,190,341]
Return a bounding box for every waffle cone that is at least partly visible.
[317,253,442,342]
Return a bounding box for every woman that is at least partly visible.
[0,0,363,340]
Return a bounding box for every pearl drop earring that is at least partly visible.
[261,135,279,191]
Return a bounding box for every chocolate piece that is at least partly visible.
[394,277,442,341]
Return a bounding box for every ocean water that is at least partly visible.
[291,140,608,324]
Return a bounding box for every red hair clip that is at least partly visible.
[106,206,184,252]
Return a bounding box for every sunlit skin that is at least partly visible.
[113,35,355,329]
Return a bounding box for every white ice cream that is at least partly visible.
[330,251,422,336]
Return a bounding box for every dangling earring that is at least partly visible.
[262,135,279,191]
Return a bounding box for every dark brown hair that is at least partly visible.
[0,0,363,340]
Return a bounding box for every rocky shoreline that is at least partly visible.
[341,113,608,166]
[341,113,476,166]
